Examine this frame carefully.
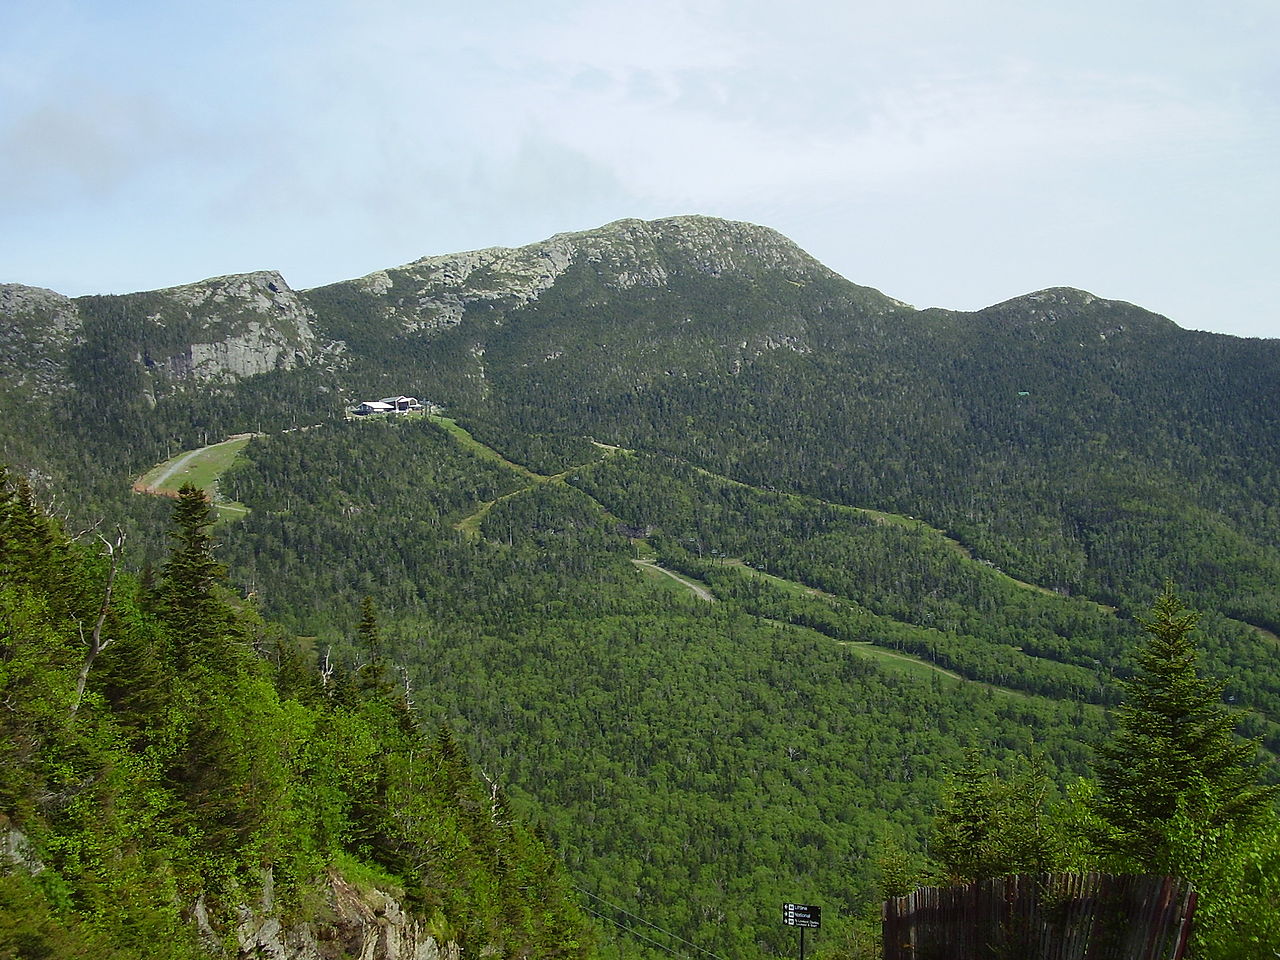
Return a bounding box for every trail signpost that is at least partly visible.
[782,903,820,960]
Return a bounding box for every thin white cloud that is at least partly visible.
[0,0,1276,335]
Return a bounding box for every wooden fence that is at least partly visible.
[882,873,1196,960]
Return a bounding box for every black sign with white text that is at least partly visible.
[782,903,820,928]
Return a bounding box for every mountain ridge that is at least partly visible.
[1,215,1246,414]
[3,215,1224,375]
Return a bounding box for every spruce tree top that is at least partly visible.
[1093,584,1278,869]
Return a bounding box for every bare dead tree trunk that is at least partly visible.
[319,646,334,690]
[479,767,504,821]
[399,664,415,710]
[70,528,125,718]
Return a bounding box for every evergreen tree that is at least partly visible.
[1091,584,1279,872]
[157,484,230,668]
[358,594,382,663]
[0,473,72,608]
[354,595,391,695]
[929,749,1064,883]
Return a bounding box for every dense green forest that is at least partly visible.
[5,216,1280,956]
[0,474,591,958]
[210,413,1278,956]
[917,587,1280,959]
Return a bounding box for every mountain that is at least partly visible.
[1,270,329,393]
[292,216,1280,619]
[3,215,1280,957]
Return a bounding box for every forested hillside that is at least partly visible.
[3,215,1280,956]
[213,412,1279,956]
[0,475,591,958]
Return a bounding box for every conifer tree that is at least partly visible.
[158,484,230,668]
[929,749,1063,883]
[0,473,69,606]
[355,595,391,695]
[358,594,383,665]
[1091,584,1278,872]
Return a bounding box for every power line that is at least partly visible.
[574,885,730,960]
[579,903,694,960]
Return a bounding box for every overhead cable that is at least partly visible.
[574,885,730,960]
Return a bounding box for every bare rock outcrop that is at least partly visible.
[0,817,47,874]
[336,215,833,337]
[0,271,338,397]
[0,283,83,393]
[145,270,326,382]
[202,870,462,960]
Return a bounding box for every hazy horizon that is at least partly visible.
[3,0,1277,338]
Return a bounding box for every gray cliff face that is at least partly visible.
[0,271,335,397]
[142,270,328,382]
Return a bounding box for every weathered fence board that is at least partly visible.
[882,873,1196,960]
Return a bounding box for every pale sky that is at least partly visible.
[2,0,1277,337]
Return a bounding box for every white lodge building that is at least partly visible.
[355,396,425,416]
